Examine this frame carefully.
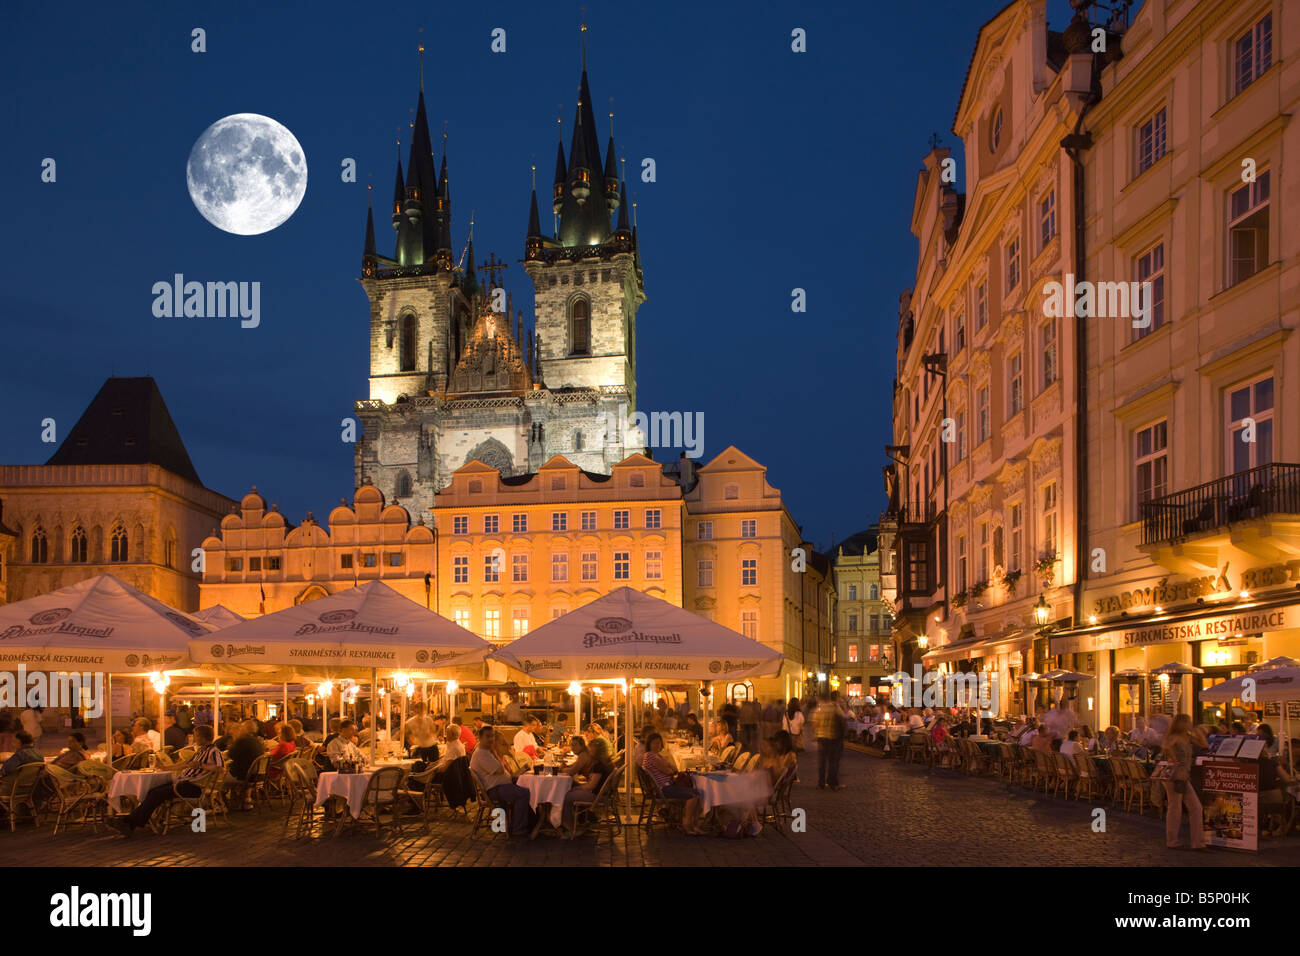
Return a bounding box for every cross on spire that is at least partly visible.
[478,252,509,289]
[928,131,943,150]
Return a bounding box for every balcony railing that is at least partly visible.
[884,501,941,525]
[1139,463,1300,546]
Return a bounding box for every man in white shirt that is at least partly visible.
[906,710,925,731]
[404,704,439,760]
[514,716,544,760]
[326,719,364,765]
[1060,730,1083,756]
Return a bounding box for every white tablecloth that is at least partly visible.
[692,771,772,814]
[668,746,710,771]
[107,771,175,812]
[516,773,572,827]
[315,767,404,819]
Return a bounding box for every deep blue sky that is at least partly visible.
[0,0,1080,551]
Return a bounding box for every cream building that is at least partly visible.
[0,377,234,611]
[1046,0,1300,728]
[830,529,891,697]
[889,0,1092,718]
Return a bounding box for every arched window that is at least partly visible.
[395,471,412,499]
[165,534,177,569]
[30,527,48,563]
[869,584,880,600]
[570,298,590,355]
[575,431,584,452]
[399,313,418,372]
[70,526,87,563]
[110,524,128,563]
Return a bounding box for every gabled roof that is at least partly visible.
[45,377,202,485]
[697,445,764,473]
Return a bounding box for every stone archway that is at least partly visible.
[465,438,514,475]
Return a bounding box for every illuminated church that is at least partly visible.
[354,40,645,508]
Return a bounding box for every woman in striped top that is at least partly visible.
[642,733,702,834]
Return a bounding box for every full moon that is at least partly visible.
[187,113,307,235]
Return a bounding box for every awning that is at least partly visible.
[977,626,1037,655]
[1050,595,1300,655]
[921,637,983,663]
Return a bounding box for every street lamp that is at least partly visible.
[1034,594,1051,627]
[915,633,929,650]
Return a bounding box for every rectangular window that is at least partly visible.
[249,557,262,572]
[227,557,244,572]
[484,608,500,641]
[452,515,468,535]
[362,553,377,568]
[1228,171,1270,286]
[741,558,758,587]
[1134,243,1166,338]
[976,385,991,444]
[453,555,468,583]
[551,607,565,621]
[975,282,988,331]
[266,556,281,571]
[956,410,967,462]
[387,552,403,567]
[1042,483,1059,558]
[512,609,529,638]
[1228,376,1274,472]
[869,614,880,635]
[979,522,989,582]
[907,542,928,592]
[1233,13,1273,96]
[512,553,528,583]
[741,519,757,538]
[645,550,662,580]
[614,551,630,580]
[848,614,858,633]
[849,643,859,664]
[956,534,967,592]
[453,609,470,630]
[551,552,568,582]
[551,512,567,532]
[697,559,714,587]
[740,610,758,640]
[338,554,350,570]
[581,551,598,582]
[512,513,527,533]
[1039,191,1056,248]
[644,509,661,529]
[698,520,713,540]
[484,553,501,583]
[1008,353,1024,415]
[1138,107,1167,174]
[1040,317,1059,387]
[613,510,629,530]
[1005,236,1020,292]
[954,312,966,354]
[1009,503,1023,573]
[1135,420,1169,516]
[847,583,858,601]
[580,511,597,532]
[483,514,499,534]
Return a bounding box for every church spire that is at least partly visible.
[435,131,453,269]
[390,152,405,230]
[362,185,377,277]
[461,217,478,299]
[556,29,613,248]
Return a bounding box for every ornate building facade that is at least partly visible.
[353,49,644,509]
[830,529,891,697]
[0,377,234,610]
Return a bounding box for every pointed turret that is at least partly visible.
[461,230,479,299]
[615,180,630,237]
[391,159,405,229]
[408,91,440,258]
[435,145,452,269]
[527,187,542,238]
[603,133,619,210]
[552,140,567,215]
[556,63,613,248]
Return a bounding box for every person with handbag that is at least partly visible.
[1157,714,1208,850]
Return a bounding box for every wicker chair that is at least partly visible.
[159,769,226,835]
[281,760,323,839]
[732,752,753,772]
[469,769,504,838]
[905,732,930,765]
[762,765,798,830]
[0,762,45,830]
[635,764,686,829]
[1072,753,1105,802]
[1051,751,1079,798]
[228,752,273,812]
[572,770,624,842]
[341,766,406,837]
[45,765,107,834]
[397,765,447,835]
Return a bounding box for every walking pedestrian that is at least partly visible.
[1158,714,1207,850]
[812,693,846,790]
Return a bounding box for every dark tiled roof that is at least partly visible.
[837,527,880,556]
[45,377,202,485]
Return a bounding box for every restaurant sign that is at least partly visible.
[1053,604,1297,654]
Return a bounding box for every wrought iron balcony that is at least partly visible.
[1139,463,1300,546]
[883,500,941,526]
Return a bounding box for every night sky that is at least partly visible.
[0,0,1080,551]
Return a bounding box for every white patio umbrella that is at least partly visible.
[192,605,247,629]
[489,587,783,821]
[187,580,493,763]
[1201,667,1300,774]
[1249,656,1300,672]
[0,573,213,756]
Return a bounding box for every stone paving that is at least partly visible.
[3,748,1296,866]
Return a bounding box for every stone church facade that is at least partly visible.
[353,55,645,511]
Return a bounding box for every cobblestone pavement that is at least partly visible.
[3,749,1296,866]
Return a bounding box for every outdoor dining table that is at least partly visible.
[668,745,711,771]
[517,771,572,828]
[108,769,175,812]
[314,761,413,819]
[691,770,772,815]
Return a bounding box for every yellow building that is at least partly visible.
[830,530,891,697]
[1046,0,1300,727]
[0,378,234,611]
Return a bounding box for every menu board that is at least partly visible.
[1263,700,1300,719]
[1195,758,1259,851]
[1147,676,1170,715]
